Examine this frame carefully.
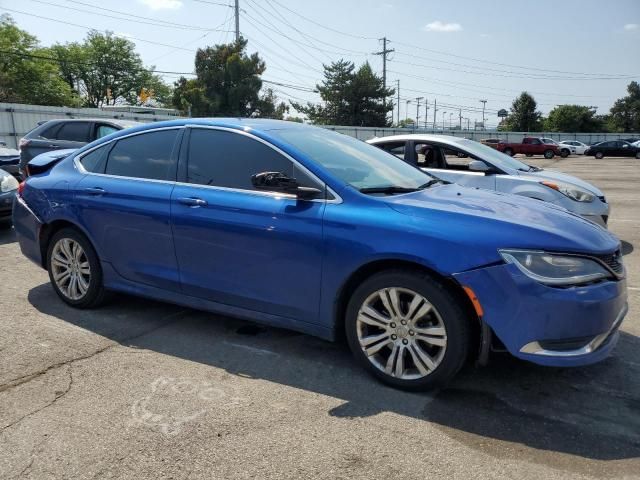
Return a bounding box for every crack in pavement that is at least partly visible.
[0,309,189,433]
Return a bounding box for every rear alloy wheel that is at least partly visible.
[544,149,555,159]
[47,228,105,308]
[595,151,604,159]
[345,270,470,390]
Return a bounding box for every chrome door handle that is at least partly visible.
[178,197,207,207]
[83,187,106,195]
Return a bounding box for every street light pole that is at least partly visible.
[449,112,453,129]
[442,111,447,130]
[405,99,411,123]
[480,99,487,130]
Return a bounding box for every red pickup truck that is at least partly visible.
[495,137,564,159]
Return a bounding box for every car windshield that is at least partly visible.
[454,139,533,172]
[273,128,435,191]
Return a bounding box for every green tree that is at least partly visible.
[499,92,543,131]
[397,118,416,128]
[173,38,280,117]
[543,105,604,132]
[291,60,394,126]
[51,31,171,107]
[0,15,76,106]
[608,81,640,133]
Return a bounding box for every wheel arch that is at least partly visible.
[39,218,97,268]
[332,259,481,350]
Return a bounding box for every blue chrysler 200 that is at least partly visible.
[13,119,628,390]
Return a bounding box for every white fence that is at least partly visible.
[1,103,637,148]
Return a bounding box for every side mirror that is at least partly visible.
[251,171,323,200]
[468,160,490,172]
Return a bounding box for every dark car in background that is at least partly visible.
[19,119,139,175]
[0,144,21,179]
[585,140,640,159]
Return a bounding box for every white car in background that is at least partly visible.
[367,134,610,227]
[541,138,576,156]
[560,140,589,155]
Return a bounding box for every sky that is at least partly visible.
[1,0,639,127]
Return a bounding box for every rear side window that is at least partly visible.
[186,129,318,190]
[56,122,92,142]
[105,130,178,181]
[39,123,62,139]
[79,145,109,173]
[96,124,119,139]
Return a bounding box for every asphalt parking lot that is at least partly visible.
[0,155,639,479]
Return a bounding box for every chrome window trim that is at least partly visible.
[74,124,342,204]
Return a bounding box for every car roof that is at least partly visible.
[38,118,141,127]
[366,133,469,147]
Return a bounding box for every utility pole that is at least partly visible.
[234,0,240,41]
[405,99,411,123]
[449,113,453,130]
[373,37,395,123]
[442,111,446,130]
[433,99,437,130]
[415,97,423,129]
[466,118,470,130]
[424,99,429,129]
[480,99,487,130]
[459,109,462,130]
[396,80,400,126]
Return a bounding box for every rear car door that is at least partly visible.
[74,127,183,292]
[171,127,326,323]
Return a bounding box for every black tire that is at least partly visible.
[345,270,471,391]
[560,149,569,158]
[525,153,533,157]
[595,151,604,159]
[504,148,514,156]
[46,227,106,308]
[544,149,555,159]
[635,152,640,159]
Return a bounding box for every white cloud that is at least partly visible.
[424,21,462,32]
[138,0,183,10]
[623,23,638,31]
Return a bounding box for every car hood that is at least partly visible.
[383,183,618,256]
[519,169,604,196]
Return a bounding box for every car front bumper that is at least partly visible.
[453,262,627,367]
[0,191,15,221]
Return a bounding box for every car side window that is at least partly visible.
[531,139,541,145]
[96,124,119,139]
[39,123,62,140]
[186,128,321,191]
[56,122,92,142]
[378,141,406,159]
[79,144,110,173]
[105,129,178,181]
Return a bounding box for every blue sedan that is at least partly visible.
[13,119,628,390]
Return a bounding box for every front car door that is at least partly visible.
[171,127,327,323]
[74,127,183,292]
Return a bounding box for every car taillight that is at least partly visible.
[18,138,30,150]
[17,181,25,197]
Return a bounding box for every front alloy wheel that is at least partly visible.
[356,288,447,380]
[346,270,470,390]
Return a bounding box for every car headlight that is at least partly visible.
[0,174,18,193]
[499,249,612,286]
[540,181,594,202]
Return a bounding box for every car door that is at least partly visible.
[171,127,326,323]
[74,127,183,292]
[618,141,632,157]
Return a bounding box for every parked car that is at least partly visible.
[541,138,575,156]
[480,138,501,148]
[0,145,21,179]
[368,134,610,227]
[620,137,639,144]
[585,140,640,159]
[495,137,565,158]
[13,119,628,390]
[19,118,139,175]
[632,140,640,148]
[0,168,19,228]
[560,140,589,155]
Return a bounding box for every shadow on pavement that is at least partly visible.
[0,226,15,245]
[28,283,640,468]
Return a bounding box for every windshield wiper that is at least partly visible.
[359,185,420,194]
